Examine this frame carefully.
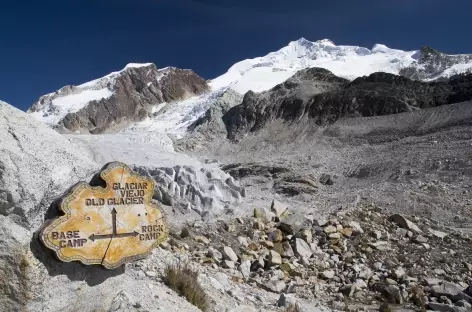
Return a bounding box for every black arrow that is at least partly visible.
[115,231,139,238]
[89,233,113,241]
[111,208,117,235]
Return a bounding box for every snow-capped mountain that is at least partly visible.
[28,63,209,133]
[210,38,472,94]
[27,38,472,134]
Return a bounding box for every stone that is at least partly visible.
[220,246,238,262]
[340,227,353,237]
[261,240,274,248]
[277,293,287,308]
[298,228,313,243]
[316,218,329,227]
[340,284,358,297]
[320,270,335,279]
[428,302,468,312]
[194,235,210,244]
[239,260,251,278]
[414,235,428,243]
[265,281,286,293]
[425,277,443,286]
[269,250,282,266]
[250,258,265,272]
[394,267,406,279]
[329,232,341,239]
[227,306,258,312]
[293,238,313,258]
[388,214,422,233]
[282,241,295,258]
[271,199,288,217]
[382,285,403,304]
[455,300,472,308]
[278,222,294,235]
[368,241,391,251]
[225,223,237,233]
[370,230,382,239]
[145,271,157,277]
[319,173,334,185]
[432,282,472,303]
[254,207,275,222]
[223,260,235,269]
[349,221,364,235]
[396,227,408,237]
[208,248,223,260]
[324,225,337,234]
[464,263,472,272]
[429,228,448,239]
[386,278,398,285]
[268,229,284,242]
[237,236,249,247]
[253,220,265,230]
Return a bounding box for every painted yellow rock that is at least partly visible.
[39,162,169,269]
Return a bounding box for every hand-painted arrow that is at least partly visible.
[89,231,139,241]
[88,207,139,241]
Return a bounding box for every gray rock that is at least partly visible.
[269,250,282,266]
[428,302,470,312]
[277,293,287,307]
[208,248,223,261]
[414,235,428,243]
[455,300,472,308]
[227,305,258,312]
[293,238,313,258]
[388,214,422,233]
[265,280,286,293]
[271,199,288,217]
[429,228,449,239]
[220,246,239,262]
[237,236,249,247]
[282,241,295,258]
[320,270,335,279]
[432,282,472,303]
[368,241,391,251]
[254,207,275,222]
[324,225,337,234]
[425,278,443,286]
[319,173,334,185]
[382,285,403,304]
[223,260,236,269]
[239,260,251,278]
[349,221,364,235]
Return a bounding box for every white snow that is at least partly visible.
[209,38,418,94]
[124,91,224,138]
[29,88,113,125]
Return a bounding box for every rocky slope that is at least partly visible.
[219,69,472,140]
[28,64,209,133]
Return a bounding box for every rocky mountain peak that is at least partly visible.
[28,63,209,133]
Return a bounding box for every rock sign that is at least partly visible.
[39,162,169,269]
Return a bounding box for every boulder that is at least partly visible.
[293,238,313,258]
[254,207,275,222]
[239,260,251,278]
[270,199,288,217]
[269,250,282,266]
[388,214,422,233]
[432,282,472,303]
[220,246,238,262]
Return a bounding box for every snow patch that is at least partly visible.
[29,88,113,125]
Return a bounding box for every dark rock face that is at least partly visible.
[29,64,209,133]
[400,46,472,81]
[222,68,472,140]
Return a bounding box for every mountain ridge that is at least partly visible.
[26,38,472,134]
